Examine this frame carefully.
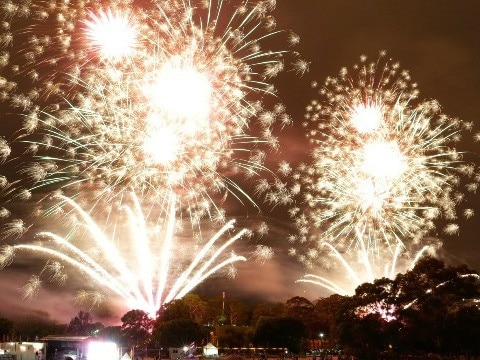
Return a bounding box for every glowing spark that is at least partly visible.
[0,138,11,162]
[1,218,28,239]
[141,124,182,166]
[361,141,406,180]
[143,55,212,129]
[84,9,137,61]
[252,245,274,264]
[75,290,106,308]
[21,275,41,300]
[41,260,68,285]
[286,53,478,251]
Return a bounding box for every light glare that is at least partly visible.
[144,59,212,131]
[351,103,383,134]
[87,341,118,360]
[84,9,137,60]
[361,141,407,180]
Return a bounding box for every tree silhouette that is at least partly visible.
[67,311,103,336]
[120,309,153,348]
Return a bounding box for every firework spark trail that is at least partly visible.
[261,52,479,295]
[0,192,249,317]
[296,243,433,296]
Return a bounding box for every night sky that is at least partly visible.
[1,0,479,326]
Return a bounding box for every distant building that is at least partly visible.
[0,341,45,360]
[40,336,118,360]
[168,347,184,360]
[202,343,218,357]
[41,335,90,360]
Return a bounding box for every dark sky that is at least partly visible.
[1,0,479,325]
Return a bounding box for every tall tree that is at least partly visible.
[204,295,225,325]
[333,257,480,359]
[182,294,207,324]
[447,305,480,358]
[151,319,205,348]
[67,311,103,336]
[313,294,348,348]
[227,299,248,326]
[159,299,191,321]
[285,296,315,338]
[250,302,285,326]
[219,325,250,348]
[394,257,480,356]
[253,316,306,353]
[120,309,153,348]
[0,317,13,339]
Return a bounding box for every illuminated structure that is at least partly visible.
[41,336,118,360]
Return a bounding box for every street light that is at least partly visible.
[319,333,324,351]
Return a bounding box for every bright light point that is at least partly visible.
[84,10,137,60]
[87,341,118,360]
[351,104,383,134]
[142,124,181,165]
[355,141,407,213]
[145,58,212,130]
[361,141,407,179]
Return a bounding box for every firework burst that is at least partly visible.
[1,0,304,220]
[262,52,479,294]
[0,0,290,316]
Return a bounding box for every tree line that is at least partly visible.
[1,257,480,360]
